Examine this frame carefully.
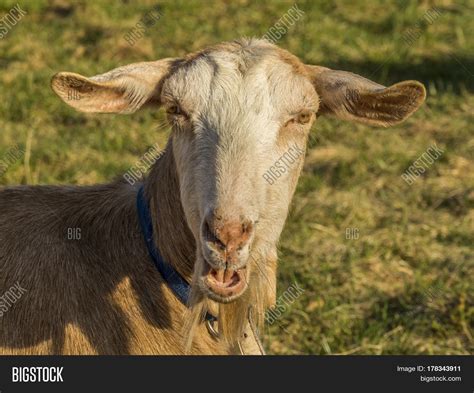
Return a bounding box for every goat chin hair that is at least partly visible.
[182,267,266,353]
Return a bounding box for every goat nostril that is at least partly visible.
[216,239,226,251]
[204,211,254,252]
[204,217,226,250]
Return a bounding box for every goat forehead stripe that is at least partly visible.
[163,40,318,114]
[175,38,303,82]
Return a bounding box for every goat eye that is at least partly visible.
[297,110,312,124]
[166,105,180,115]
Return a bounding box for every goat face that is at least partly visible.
[51,39,425,304]
[162,44,318,303]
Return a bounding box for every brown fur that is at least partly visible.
[0,142,233,354]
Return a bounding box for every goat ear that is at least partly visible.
[305,65,426,127]
[51,59,177,114]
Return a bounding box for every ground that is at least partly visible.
[0,0,472,354]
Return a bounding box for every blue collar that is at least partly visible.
[136,185,215,322]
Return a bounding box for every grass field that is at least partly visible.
[0,0,472,354]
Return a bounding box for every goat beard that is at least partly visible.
[182,260,268,353]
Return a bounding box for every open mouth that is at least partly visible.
[201,261,248,302]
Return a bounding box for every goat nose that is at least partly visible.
[204,212,254,253]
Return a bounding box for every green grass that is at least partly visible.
[0,0,472,354]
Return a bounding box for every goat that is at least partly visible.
[0,38,425,354]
